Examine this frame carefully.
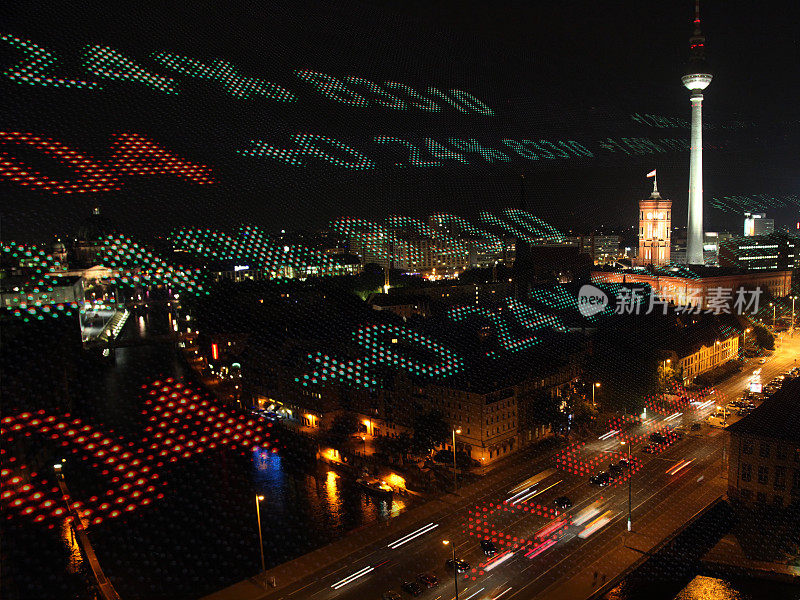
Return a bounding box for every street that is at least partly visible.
[210,333,799,600]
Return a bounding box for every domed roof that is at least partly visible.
[76,207,114,242]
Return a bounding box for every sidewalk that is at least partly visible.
[201,437,566,600]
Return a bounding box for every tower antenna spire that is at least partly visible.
[681,0,712,265]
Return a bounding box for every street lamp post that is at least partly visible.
[360,435,366,456]
[255,495,267,588]
[592,382,600,409]
[452,428,462,493]
[443,540,458,600]
[770,302,776,331]
[621,441,632,531]
[792,296,798,334]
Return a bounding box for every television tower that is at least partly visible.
[681,0,712,265]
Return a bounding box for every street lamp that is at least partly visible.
[360,435,366,455]
[452,428,462,493]
[620,441,632,531]
[792,296,798,334]
[592,382,600,408]
[741,327,752,360]
[255,495,267,588]
[770,302,776,330]
[443,539,459,600]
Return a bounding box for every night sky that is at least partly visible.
[2,0,798,242]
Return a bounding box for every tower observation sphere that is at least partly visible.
[682,0,711,265]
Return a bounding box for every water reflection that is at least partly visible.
[59,519,83,575]
[5,308,416,600]
[674,576,742,600]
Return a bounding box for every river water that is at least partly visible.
[1,308,410,600]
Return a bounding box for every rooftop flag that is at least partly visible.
[646,169,657,178]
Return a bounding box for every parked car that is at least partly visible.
[401,581,424,597]
[480,539,498,556]
[417,573,438,588]
[446,558,470,573]
[554,496,572,509]
[382,591,402,600]
[589,472,610,486]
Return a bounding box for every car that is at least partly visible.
[480,539,498,556]
[609,463,624,477]
[641,444,658,453]
[401,581,423,596]
[589,472,610,486]
[382,592,402,600]
[649,432,667,444]
[417,573,438,588]
[690,422,701,431]
[446,558,470,573]
[554,496,572,509]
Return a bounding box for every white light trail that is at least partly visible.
[664,412,683,422]
[505,486,536,504]
[572,505,601,527]
[492,587,513,599]
[598,429,619,440]
[331,565,374,589]
[485,550,514,572]
[387,522,439,549]
[508,480,562,505]
[508,469,555,495]
[463,588,485,600]
[578,511,614,539]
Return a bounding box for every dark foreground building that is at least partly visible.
[727,378,800,509]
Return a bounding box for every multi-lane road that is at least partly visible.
[227,334,799,600]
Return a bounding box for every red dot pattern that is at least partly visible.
[0,131,120,193]
[1,377,276,526]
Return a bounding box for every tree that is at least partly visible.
[323,412,361,449]
[375,432,412,463]
[752,325,775,351]
[412,410,450,454]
